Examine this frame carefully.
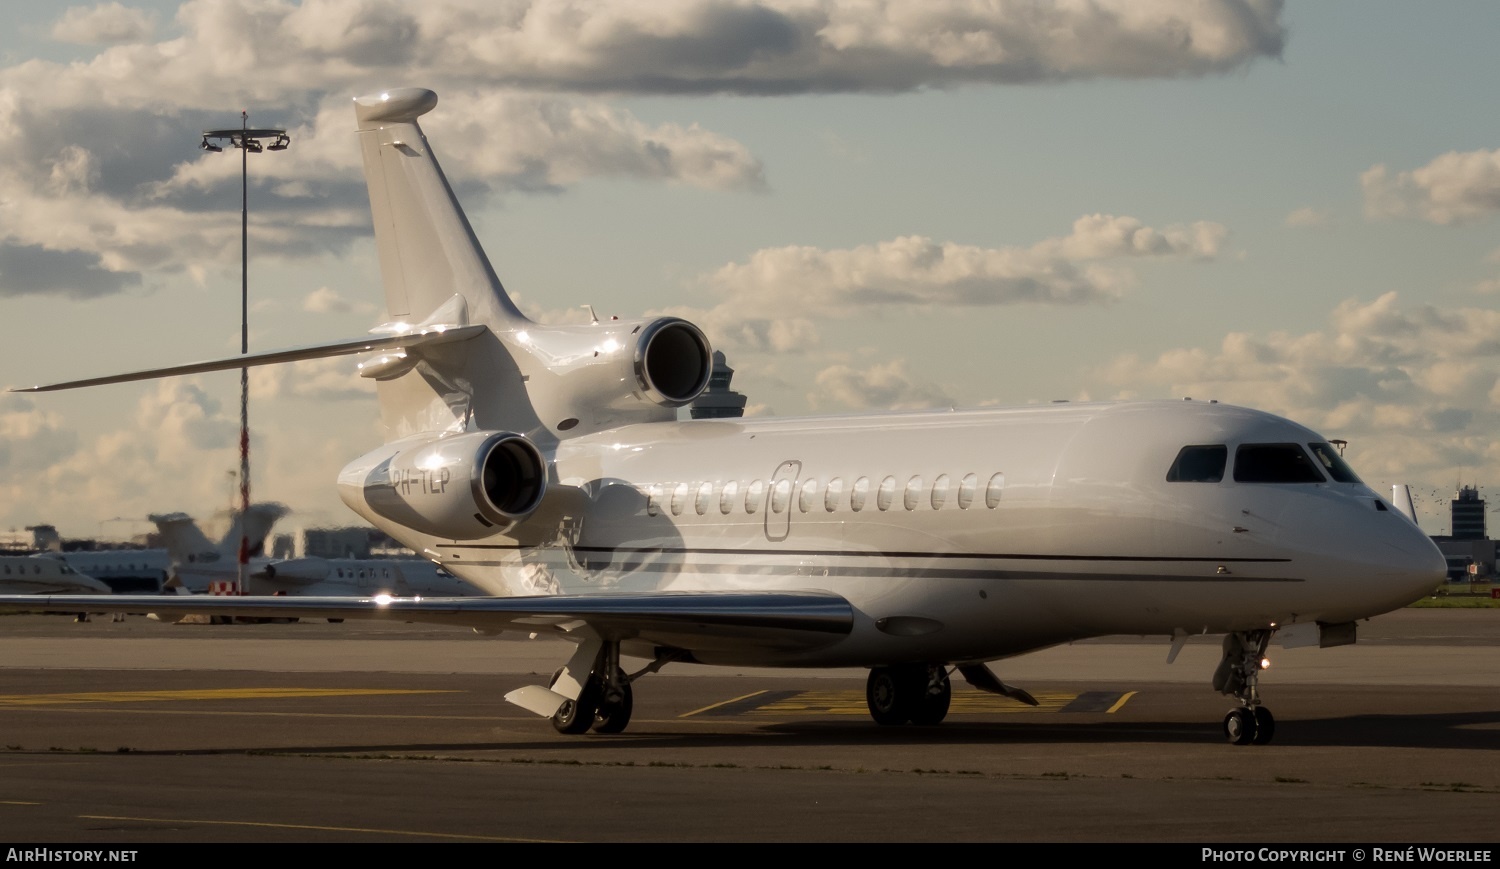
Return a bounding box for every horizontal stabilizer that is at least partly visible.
[12,324,486,393]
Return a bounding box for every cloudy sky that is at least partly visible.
[2,0,1499,540]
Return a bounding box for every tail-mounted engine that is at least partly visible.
[337,430,547,540]
[504,316,713,436]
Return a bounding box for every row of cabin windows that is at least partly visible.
[1167,442,1362,484]
[2,564,44,575]
[646,473,1005,519]
[333,567,392,580]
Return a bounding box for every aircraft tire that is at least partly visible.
[592,677,634,734]
[1251,706,1276,745]
[1223,706,1256,745]
[910,667,952,725]
[866,666,921,725]
[552,681,600,735]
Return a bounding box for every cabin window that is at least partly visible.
[985,473,1005,508]
[851,477,870,512]
[1233,444,1325,484]
[798,479,819,513]
[719,481,738,515]
[1308,442,1362,483]
[958,473,978,509]
[646,485,663,517]
[931,474,950,509]
[695,482,713,516]
[825,478,844,512]
[670,483,689,516]
[876,476,897,511]
[903,476,923,511]
[745,480,765,514]
[2,565,9,574]
[1166,445,1228,483]
[770,479,792,514]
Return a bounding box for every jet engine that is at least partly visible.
[505,316,713,435]
[338,430,547,540]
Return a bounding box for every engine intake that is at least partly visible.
[339,431,547,540]
[635,318,713,407]
[504,315,713,436]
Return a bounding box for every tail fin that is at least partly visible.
[150,503,288,567]
[149,512,218,566]
[355,89,529,327]
[220,502,289,560]
[353,88,538,440]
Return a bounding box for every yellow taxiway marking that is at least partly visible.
[752,690,1080,715]
[0,688,456,706]
[1107,691,1138,714]
[685,690,768,717]
[0,800,41,805]
[79,814,562,843]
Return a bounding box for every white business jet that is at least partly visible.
[2,88,1445,744]
[0,555,112,596]
[154,503,478,600]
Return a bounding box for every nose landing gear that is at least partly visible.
[1213,629,1276,745]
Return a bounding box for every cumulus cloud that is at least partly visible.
[302,286,373,314]
[51,3,156,46]
[0,396,79,473]
[12,0,1286,107]
[0,0,1281,304]
[1362,149,1500,225]
[811,359,956,411]
[689,214,1225,334]
[1284,206,1332,228]
[1096,291,1500,487]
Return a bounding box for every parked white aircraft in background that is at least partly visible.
[3,88,1445,745]
[153,503,478,599]
[0,555,111,596]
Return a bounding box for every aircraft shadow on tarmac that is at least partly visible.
[39,708,1498,758]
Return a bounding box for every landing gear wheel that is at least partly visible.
[1223,706,1256,746]
[866,667,914,725]
[592,674,634,734]
[552,680,600,735]
[1251,706,1276,745]
[910,667,952,725]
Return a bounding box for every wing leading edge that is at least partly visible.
[0,590,855,654]
[10,324,487,393]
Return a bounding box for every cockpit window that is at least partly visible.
[1166,445,1227,482]
[1233,444,1326,483]
[1307,442,1361,483]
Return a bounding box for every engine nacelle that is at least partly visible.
[504,316,713,435]
[337,430,547,540]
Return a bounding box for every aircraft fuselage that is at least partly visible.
[344,399,1443,667]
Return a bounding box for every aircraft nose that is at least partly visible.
[1363,515,1447,605]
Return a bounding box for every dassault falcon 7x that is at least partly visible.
[2,88,1444,745]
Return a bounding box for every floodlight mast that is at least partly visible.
[199,112,289,596]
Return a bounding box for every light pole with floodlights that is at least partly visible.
[200,113,289,594]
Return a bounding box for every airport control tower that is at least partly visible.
[1450,485,1487,540]
[689,351,748,420]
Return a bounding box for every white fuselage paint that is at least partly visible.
[341,399,1444,668]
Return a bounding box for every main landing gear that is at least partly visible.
[864,663,1040,726]
[551,666,634,735]
[1213,629,1276,746]
[550,637,636,735]
[866,664,952,725]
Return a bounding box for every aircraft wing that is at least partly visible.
[0,590,854,654]
[10,324,487,393]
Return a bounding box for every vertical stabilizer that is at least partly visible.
[354,88,529,329]
[353,89,539,441]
